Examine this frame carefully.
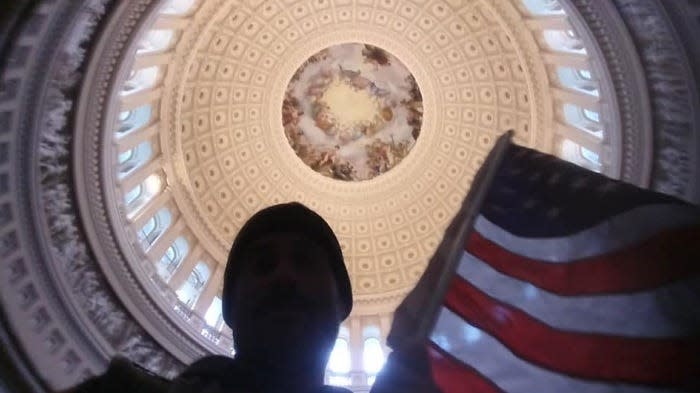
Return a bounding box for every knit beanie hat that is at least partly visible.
[222,202,352,326]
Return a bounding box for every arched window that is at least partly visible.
[125,174,163,214]
[157,236,189,281]
[161,0,197,15]
[560,139,602,172]
[556,67,599,96]
[137,29,175,54]
[204,296,223,329]
[581,146,601,164]
[363,337,385,385]
[118,141,153,178]
[562,104,603,137]
[159,246,178,279]
[176,262,211,308]
[118,149,135,165]
[138,207,172,246]
[543,30,586,54]
[124,184,142,206]
[121,66,159,96]
[327,338,351,386]
[578,69,593,81]
[583,109,600,123]
[117,105,152,136]
[521,0,564,15]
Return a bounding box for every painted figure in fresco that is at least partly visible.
[283,43,424,182]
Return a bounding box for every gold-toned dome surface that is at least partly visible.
[160,0,552,310]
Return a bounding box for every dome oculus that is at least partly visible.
[282,43,423,181]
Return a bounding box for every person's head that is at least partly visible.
[222,202,352,372]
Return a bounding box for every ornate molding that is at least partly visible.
[612,0,699,203]
[566,0,700,201]
[564,0,653,185]
[74,0,212,367]
[0,0,184,390]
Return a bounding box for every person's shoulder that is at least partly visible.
[61,357,171,393]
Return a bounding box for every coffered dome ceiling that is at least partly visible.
[92,0,627,359]
[155,0,555,303]
[6,0,700,389]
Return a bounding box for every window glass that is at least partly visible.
[125,174,162,216]
[119,142,154,177]
[363,338,385,375]
[583,109,600,122]
[137,30,175,54]
[556,67,598,96]
[562,104,603,138]
[161,0,196,14]
[144,174,163,196]
[204,296,223,327]
[328,338,351,374]
[121,66,159,96]
[543,30,586,54]
[561,139,580,162]
[118,149,135,165]
[327,375,352,386]
[124,185,142,206]
[578,69,593,80]
[166,246,176,260]
[117,105,152,136]
[157,237,189,281]
[139,217,157,241]
[175,261,211,307]
[138,208,172,246]
[560,139,602,172]
[581,146,601,164]
[157,245,178,280]
[521,0,564,15]
[363,325,380,338]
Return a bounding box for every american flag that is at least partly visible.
[372,133,700,393]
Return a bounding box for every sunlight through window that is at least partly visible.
[363,338,385,375]
[204,296,223,327]
[328,338,351,374]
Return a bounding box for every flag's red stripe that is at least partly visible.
[466,227,700,295]
[445,277,700,386]
[428,342,504,393]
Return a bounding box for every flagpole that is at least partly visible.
[415,130,515,340]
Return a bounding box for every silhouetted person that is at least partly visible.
[65,202,353,393]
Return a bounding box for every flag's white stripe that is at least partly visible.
[457,252,700,338]
[474,204,699,262]
[431,308,686,393]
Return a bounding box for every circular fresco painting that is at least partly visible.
[283,43,423,181]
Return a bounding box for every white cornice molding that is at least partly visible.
[609,0,700,202]
[0,0,184,390]
[74,0,216,366]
